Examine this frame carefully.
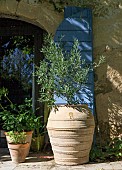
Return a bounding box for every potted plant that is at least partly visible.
[35,34,105,165]
[6,131,29,163]
[0,87,41,160]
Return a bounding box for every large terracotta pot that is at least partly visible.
[8,143,29,163]
[5,131,33,156]
[47,105,95,165]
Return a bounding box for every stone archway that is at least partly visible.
[0,0,63,34]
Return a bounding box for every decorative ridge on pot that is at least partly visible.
[48,104,94,121]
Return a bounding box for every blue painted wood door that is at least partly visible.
[54,6,94,114]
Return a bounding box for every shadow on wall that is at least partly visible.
[92,0,122,144]
[107,64,122,139]
[95,47,122,146]
[108,101,122,139]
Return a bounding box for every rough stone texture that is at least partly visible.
[93,2,122,145]
[0,0,122,145]
[95,93,110,145]
[0,0,63,34]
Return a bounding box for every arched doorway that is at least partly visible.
[0,18,45,147]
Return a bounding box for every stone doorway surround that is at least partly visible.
[0,0,63,34]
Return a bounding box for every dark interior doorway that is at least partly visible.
[0,18,44,147]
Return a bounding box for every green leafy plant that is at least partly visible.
[105,137,122,159]
[6,131,27,144]
[31,119,46,151]
[90,137,122,162]
[90,147,105,162]
[35,34,105,108]
[0,87,41,132]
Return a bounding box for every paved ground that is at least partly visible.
[0,148,122,170]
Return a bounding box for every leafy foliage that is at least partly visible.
[1,36,34,56]
[31,120,45,151]
[35,34,105,108]
[6,131,27,144]
[90,137,122,162]
[0,36,34,91]
[35,34,90,107]
[0,87,41,132]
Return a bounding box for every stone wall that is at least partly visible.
[93,2,122,145]
[0,0,63,33]
[0,0,122,145]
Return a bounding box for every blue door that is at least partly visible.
[54,6,94,114]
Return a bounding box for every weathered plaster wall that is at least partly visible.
[0,0,122,145]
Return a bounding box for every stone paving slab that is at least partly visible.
[0,159,122,170]
[1,161,122,170]
[0,148,122,170]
